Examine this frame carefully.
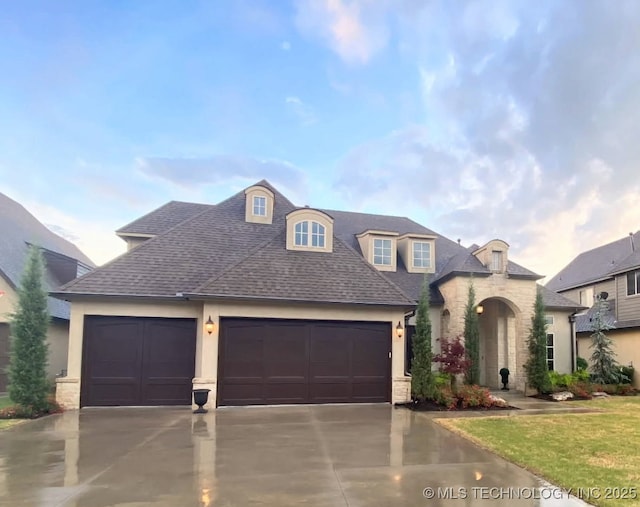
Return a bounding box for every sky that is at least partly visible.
[1,0,639,282]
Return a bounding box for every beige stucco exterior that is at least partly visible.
[545,310,573,374]
[577,328,640,388]
[397,234,436,274]
[57,297,408,410]
[0,276,18,321]
[244,185,274,224]
[356,231,399,272]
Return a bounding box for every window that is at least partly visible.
[579,287,594,305]
[294,221,308,246]
[491,251,503,271]
[311,222,325,247]
[253,196,266,216]
[627,270,640,296]
[294,221,325,248]
[546,333,554,371]
[544,315,554,325]
[373,238,392,266]
[413,242,431,269]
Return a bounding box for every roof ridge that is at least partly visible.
[192,227,286,293]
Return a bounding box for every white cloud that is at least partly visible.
[294,0,390,65]
[285,96,317,126]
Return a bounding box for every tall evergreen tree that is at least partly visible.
[524,290,551,393]
[590,295,619,384]
[411,281,436,400]
[463,280,480,385]
[8,246,50,411]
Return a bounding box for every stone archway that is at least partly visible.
[477,298,519,388]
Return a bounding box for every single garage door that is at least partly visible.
[81,316,196,407]
[218,318,391,406]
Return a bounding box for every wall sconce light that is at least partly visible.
[476,305,484,314]
[395,321,404,339]
[205,315,215,335]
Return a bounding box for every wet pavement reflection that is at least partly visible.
[0,405,590,506]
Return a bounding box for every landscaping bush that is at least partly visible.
[593,383,637,396]
[618,365,634,385]
[433,385,457,410]
[434,372,452,388]
[616,384,636,396]
[0,395,62,420]
[568,381,593,399]
[576,356,589,371]
[457,385,494,409]
[572,369,590,383]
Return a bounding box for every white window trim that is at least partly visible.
[491,250,503,272]
[253,195,266,217]
[546,333,555,371]
[627,270,640,297]
[412,241,432,269]
[294,220,326,249]
[373,238,392,266]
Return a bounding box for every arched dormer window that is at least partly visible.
[286,209,333,253]
[244,185,274,224]
[294,221,325,248]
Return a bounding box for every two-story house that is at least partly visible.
[53,180,580,410]
[546,231,640,387]
[0,192,94,392]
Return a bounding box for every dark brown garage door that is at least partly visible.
[81,316,196,407]
[218,318,391,406]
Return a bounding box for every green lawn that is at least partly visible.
[437,397,640,507]
[0,396,24,430]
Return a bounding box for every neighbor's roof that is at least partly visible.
[575,299,618,333]
[0,192,94,319]
[57,179,553,308]
[546,231,640,292]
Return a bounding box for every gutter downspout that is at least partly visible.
[569,312,577,372]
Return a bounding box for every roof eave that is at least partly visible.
[182,292,416,308]
[548,275,615,293]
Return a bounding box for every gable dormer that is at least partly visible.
[356,230,399,272]
[286,208,333,253]
[473,239,509,273]
[398,233,437,273]
[245,185,274,224]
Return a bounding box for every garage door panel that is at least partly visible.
[218,318,390,406]
[82,317,196,407]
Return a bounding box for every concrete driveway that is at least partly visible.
[0,405,585,506]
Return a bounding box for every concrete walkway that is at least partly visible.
[0,404,590,506]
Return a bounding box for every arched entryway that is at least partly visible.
[477,298,519,388]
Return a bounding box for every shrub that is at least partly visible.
[572,369,590,383]
[616,384,636,396]
[433,386,457,410]
[568,381,593,399]
[0,395,62,420]
[576,357,589,371]
[434,372,452,388]
[433,336,470,392]
[457,385,493,409]
[618,365,634,385]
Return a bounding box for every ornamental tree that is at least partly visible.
[524,290,551,394]
[463,281,480,385]
[7,245,50,412]
[434,336,470,393]
[411,281,436,401]
[590,296,620,384]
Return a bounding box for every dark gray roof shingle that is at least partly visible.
[546,231,640,291]
[116,201,210,236]
[575,299,617,333]
[537,284,585,311]
[0,192,94,319]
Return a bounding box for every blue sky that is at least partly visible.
[1,1,639,280]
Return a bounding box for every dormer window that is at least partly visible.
[472,239,509,274]
[413,242,432,269]
[286,209,333,252]
[245,185,274,224]
[373,238,392,266]
[491,251,503,272]
[253,196,266,217]
[357,230,399,272]
[294,221,326,248]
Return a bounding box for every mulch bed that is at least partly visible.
[395,400,517,412]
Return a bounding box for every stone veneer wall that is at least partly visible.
[437,273,537,391]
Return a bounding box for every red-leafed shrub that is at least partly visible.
[457,385,495,408]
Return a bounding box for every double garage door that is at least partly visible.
[217,319,391,406]
[81,316,391,407]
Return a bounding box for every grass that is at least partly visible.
[437,396,640,507]
[0,396,25,430]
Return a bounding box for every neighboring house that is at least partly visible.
[546,232,640,387]
[53,180,581,410]
[0,192,94,392]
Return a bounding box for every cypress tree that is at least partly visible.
[463,281,480,385]
[590,296,619,384]
[8,245,50,412]
[411,280,436,400]
[524,290,551,393]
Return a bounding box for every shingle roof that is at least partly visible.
[537,284,585,311]
[0,192,94,319]
[546,231,640,291]
[57,180,548,309]
[116,200,210,236]
[575,299,618,333]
